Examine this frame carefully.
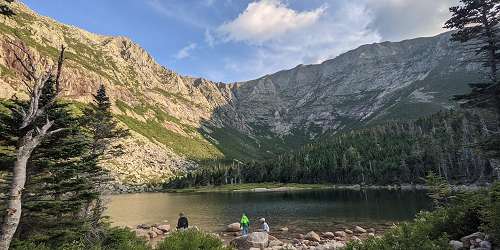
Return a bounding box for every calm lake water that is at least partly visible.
[104,189,432,237]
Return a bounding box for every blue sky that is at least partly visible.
[23,0,457,83]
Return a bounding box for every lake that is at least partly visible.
[104,189,432,237]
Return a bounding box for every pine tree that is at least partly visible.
[83,84,128,158]
[445,0,500,160]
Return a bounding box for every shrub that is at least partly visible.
[11,227,151,250]
[482,182,500,244]
[96,227,151,250]
[345,213,450,250]
[156,229,232,250]
[346,181,500,250]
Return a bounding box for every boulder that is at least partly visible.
[227,222,241,232]
[369,228,376,233]
[344,229,353,234]
[280,227,289,232]
[461,232,485,249]
[334,231,346,238]
[479,240,492,250]
[230,232,269,250]
[323,232,335,239]
[449,240,463,250]
[269,240,284,247]
[297,234,304,239]
[157,224,171,233]
[305,231,321,242]
[368,233,375,237]
[354,226,367,234]
[268,235,279,241]
[148,230,158,238]
[151,227,163,235]
[137,224,150,229]
[334,237,344,241]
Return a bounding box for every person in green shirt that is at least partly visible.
[240,213,250,236]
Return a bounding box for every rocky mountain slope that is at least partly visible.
[0,2,482,187]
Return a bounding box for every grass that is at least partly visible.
[153,88,203,109]
[164,182,332,193]
[117,114,223,161]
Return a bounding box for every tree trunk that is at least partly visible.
[0,134,38,250]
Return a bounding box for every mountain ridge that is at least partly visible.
[0,2,482,188]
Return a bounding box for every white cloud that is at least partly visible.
[209,1,381,81]
[175,43,197,59]
[202,0,459,82]
[216,0,326,44]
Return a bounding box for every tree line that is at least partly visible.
[165,110,499,188]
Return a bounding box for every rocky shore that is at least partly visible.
[130,220,496,250]
[131,221,382,250]
[223,222,378,250]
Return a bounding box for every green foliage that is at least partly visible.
[94,227,150,250]
[117,114,223,160]
[482,182,500,244]
[156,229,232,250]
[82,84,129,157]
[345,217,450,250]
[426,172,453,208]
[168,110,497,188]
[347,182,500,249]
[10,227,151,250]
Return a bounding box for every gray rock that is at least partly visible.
[449,240,463,250]
[137,224,150,229]
[305,231,321,242]
[461,232,485,249]
[269,240,283,247]
[479,240,492,250]
[226,222,241,232]
[157,224,171,232]
[333,231,346,238]
[230,232,269,250]
[354,226,367,234]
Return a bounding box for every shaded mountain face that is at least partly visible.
[232,33,482,138]
[0,2,482,186]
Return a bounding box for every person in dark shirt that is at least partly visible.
[177,212,189,230]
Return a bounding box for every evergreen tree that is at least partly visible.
[83,84,128,158]
[445,0,500,159]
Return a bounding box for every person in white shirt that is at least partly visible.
[259,218,270,233]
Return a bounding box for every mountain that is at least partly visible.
[0,2,482,188]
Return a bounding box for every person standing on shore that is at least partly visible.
[259,218,269,233]
[177,212,189,230]
[240,213,250,236]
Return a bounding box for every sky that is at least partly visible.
[23,0,458,83]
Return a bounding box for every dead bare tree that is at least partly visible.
[0,40,65,250]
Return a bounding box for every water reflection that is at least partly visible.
[104,189,431,235]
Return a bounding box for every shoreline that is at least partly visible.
[131,221,391,249]
[162,183,489,194]
[106,182,491,195]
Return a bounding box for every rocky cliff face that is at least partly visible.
[232,34,482,139]
[0,2,481,187]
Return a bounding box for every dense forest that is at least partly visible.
[166,110,500,188]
